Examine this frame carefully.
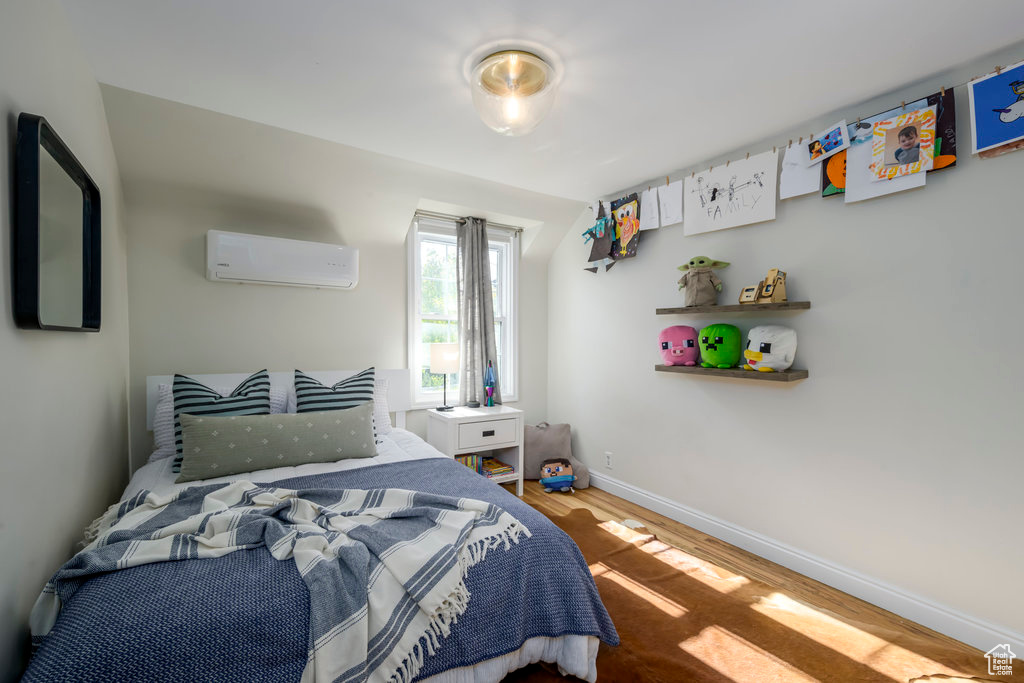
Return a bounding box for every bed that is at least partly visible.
[22,369,617,682]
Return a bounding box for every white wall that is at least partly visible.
[548,46,1024,647]
[98,86,585,469]
[0,2,131,678]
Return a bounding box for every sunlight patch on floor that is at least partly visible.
[643,542,751,594]
[588,562,688,617]
[750,592,960,680]
[679,625,819,683]
[598,519,656,545]
[596,519,750,594]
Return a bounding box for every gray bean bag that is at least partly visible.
[523,422,589,489]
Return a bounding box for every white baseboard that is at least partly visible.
[589,471,1023,653]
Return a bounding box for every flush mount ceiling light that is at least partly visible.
[468,45,560,136]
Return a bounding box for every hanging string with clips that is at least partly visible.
[639,63,1009,189]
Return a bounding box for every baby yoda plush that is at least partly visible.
[699,323,742,368]
[677,256,730,307]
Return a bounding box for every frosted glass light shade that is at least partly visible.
[471,50,556,136]
[430,343,460,374]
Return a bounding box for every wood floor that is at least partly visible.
[508,479,986,673]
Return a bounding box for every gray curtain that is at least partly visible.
[457,217,502,405]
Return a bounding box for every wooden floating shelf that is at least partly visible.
[656,301,811,315]
[655,364,809,382]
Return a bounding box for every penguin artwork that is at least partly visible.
[743,325,798,372]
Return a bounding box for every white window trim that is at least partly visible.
[490,229,519,404]
[407,216,519,409]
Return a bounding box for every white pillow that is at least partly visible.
[152,384,175,451]
[150,381,288,460]
[373,378,392,436]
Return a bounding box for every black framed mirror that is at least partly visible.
[14,113,101,331]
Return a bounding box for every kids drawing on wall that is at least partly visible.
[610,193,641,260]
[682,150,778,235]
[805,120,850,165]
[822,89,957,197]
[969,60,1024,155]
[808,139,825,161]
[992,79,1024,122]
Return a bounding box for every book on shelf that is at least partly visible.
[455,455,515,478]
[480,457,514,478]
[454,453,482,474]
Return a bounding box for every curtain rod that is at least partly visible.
[413,209,523,234]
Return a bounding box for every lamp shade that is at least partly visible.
[429,343,460,374]
[470,50,557,136]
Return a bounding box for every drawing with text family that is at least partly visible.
[683,150,778,235]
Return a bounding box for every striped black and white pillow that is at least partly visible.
[172,370,271,472]
[295,368,379,441]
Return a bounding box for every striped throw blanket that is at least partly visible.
[31,481,531,683]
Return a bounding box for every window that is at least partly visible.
[408,215,518,407]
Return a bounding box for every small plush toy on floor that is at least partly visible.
[540,458,576,493]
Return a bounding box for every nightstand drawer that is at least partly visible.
[458,418,517,450]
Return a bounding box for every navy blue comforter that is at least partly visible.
[23,458,618,682]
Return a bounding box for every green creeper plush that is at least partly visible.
[699,324,742,368]
[677,256,730,307]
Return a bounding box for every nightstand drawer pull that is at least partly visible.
[482,429,495,437]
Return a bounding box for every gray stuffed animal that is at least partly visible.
[677,256,730,307]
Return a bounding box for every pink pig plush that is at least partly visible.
[659,325,700,366]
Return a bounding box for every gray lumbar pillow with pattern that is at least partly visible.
[176,402,377,483]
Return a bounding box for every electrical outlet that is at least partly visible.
[604,451,613,469]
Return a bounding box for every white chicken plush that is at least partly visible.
[743,325,797,372]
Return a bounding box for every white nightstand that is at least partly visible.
[426,405,524,496]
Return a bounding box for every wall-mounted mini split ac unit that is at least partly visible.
[206,230,358,290]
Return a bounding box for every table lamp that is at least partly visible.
[429,343,459,411]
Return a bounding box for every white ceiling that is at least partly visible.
[61,0,1024,201]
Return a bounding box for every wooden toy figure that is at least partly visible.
[739,268,787,304]
[677,256,730,307]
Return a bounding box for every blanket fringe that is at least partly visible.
[81,501,123,547]
[388,518,531,683]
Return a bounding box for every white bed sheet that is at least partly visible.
[122,427,446,502]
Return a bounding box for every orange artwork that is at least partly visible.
[826,151,847,189]
[822,149,847,196]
